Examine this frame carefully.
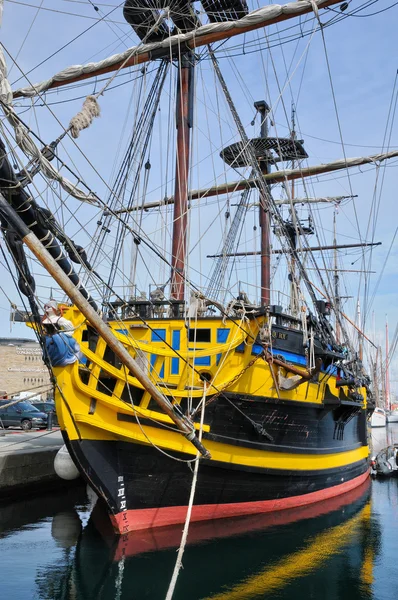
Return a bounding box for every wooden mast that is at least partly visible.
[289,106,299,316]
[255,101,271,306]
[170,55,193,303]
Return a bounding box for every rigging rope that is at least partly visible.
[165,381,207,600]
[0,49,99,204]
[208,48,324,325]
[206,185,252,301]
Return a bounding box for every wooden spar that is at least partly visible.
[207,241,382,258]
[13,1,343,98]
[266,354,322,380]
[306,268,376,273]
[170,57,191,301]
[115,195,352,215]
[0,194,210,459]
[114,149,398,215]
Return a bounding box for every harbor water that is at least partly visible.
[1,425,397,600]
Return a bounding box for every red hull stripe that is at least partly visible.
[111,470,369,534]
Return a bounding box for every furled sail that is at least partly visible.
[13,0,342,98]
[113,150,398,214]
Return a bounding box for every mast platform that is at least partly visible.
[221,137,308,168]
[123,0,249,42]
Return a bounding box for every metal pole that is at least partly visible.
[47,411,53,431]
[0,194,210,458]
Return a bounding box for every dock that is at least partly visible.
[0,429,66,498]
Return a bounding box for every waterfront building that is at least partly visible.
[0,338,50,397]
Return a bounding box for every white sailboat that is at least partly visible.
[387,410,398,423]
[371,407,387,428]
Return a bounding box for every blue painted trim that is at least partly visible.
[171,330,180,375]
[271,349,307,366]
[150,354,164,378]
[217,328,230,343]
[235,342,307,366]
[194,356,211,366]
[151,329,166,378]
[188,348,211,367]
[324,363,338,375]
[116,328,129,336]
[151,328,166,342]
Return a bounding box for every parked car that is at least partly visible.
[0,400,47,430]
[30,401,59,427]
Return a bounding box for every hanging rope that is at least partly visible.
[165,382,207,600]
[0,46,99,204]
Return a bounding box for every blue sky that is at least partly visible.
[0,0,397,395]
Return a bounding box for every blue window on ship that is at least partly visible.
[151,328,166,378]
[216,328,230,364]
[191,352,211,367]
[188,328,211,366]
[171,330,180,375]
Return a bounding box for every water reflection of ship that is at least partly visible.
[68,479,378,600]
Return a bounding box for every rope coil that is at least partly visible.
[69,95,100,139]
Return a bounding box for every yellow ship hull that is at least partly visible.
[53,307,370,533]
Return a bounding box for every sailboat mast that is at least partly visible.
[380,344,386,408]
[357,300,363,361]
[256,101,271,306]
[333,209,341,343]
[170,55,193,302]
[386,315,390,410]
[373,346,380,407]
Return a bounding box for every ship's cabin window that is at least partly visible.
[188,328,211,343]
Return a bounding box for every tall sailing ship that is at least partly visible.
[0,0,393,534]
